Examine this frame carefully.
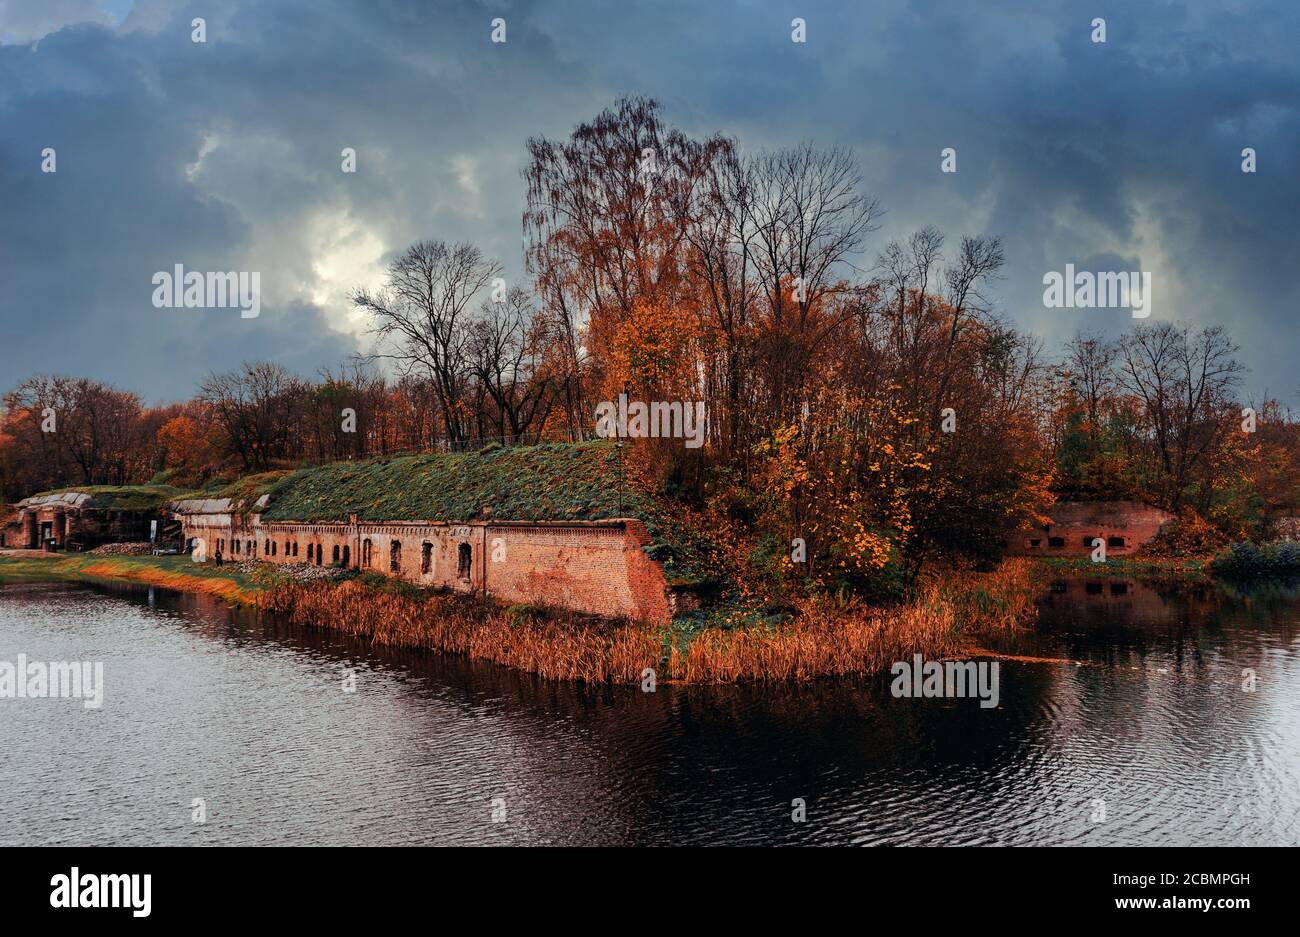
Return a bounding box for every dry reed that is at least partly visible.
[258,580,661,682]
[257,559,1041,684]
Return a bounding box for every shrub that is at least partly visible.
[1141,510,1225,557]
[504,603,546,626]
[1209,541,1300,579]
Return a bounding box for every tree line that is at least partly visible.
[2,97,1295,590]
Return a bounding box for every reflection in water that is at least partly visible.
[1,577,1297,845]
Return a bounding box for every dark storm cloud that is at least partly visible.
[1,0,1296,404]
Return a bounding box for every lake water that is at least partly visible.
[2,576,1298,845]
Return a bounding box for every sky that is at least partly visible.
[1,0,1297,406]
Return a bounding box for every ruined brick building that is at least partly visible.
[171,498,676,624]
[1005,500,1176,556]
[1,487,178,550]
[168,444,691,625]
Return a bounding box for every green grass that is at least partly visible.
[251,441,649,524]
[26,484,193,512]
[1032,555,1211,582]
[0,553,264,599]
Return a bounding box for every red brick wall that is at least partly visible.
[175,514,673,624]
[482,520,671,623]
[1006,500,1175,557]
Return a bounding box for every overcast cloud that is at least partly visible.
[1,0,1296,405]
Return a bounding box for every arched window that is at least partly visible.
[342,545,350,567]
[292,541,298,557]
[362,539,372,567]
[457,542,471,580]
[421,542,433,574]
[389,539,401,573]
[332,544,340,564]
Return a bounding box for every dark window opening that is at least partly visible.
[390,540,401,573]
[421,542,432,574]
[332,544,340,564]
[1027,538,1042,548]
[1048,537,1065,548]
[342,545,350,566]
[292,541,298,557]
[362,539,372,567]
[1083,535,1100,547]
[1107,536,1126,548]
[1085,582,1103,595]
[457,543,471,580]
[1110,582,1129,596]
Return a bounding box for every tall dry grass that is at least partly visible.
[258,558,1042,684]
[669,560,1040,682]
[258,579,661,682]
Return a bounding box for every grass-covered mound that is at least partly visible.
[182,442,704,577]
[26,484,191,512]
[252,441,650,524]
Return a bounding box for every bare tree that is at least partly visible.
[1063,331,1119,436]
[468,287,554,441]
[198,362,301,472]
[353,240,502,444]
[1117,322,1243,510]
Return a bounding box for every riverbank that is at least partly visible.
[1,550,1044,683]
[259,559,1045,683]
[1034,554,1213,582]
[0,552,263,603]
